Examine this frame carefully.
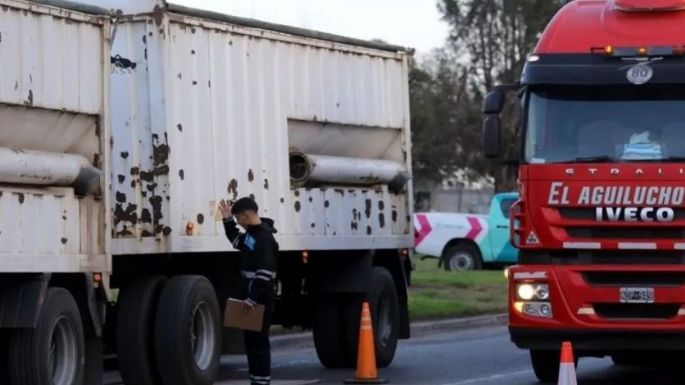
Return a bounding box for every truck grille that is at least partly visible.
[583,272,685,286]
[566,227,685,239]
[593,303,679,320]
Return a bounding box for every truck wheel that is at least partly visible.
[344,267,400,368]
[313,297,352,368]
[367,267,400,368]
[530,349,560,384]
[443,244,482,271]
[154,276,221,385]
[8,288,85,385]
[116,276,167,385]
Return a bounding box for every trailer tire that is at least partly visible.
[8,288,85,385]
[530,349,560,384]
[154,275,221,385]
[116,276,167,385]
[443,244,481,271]
[313,297,352,368]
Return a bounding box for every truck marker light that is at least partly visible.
[577,307,595,316]
[638,47,648,56]
[605,45,614,56]
[513,271,547,280]
[514,302,524,313]
[504,268,510,279]
[674,243,685,250]
[528,55,540,62]
[678,308,685,316]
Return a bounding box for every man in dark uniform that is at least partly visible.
[219,197,279,385]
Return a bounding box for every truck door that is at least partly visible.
[489,196,518,264]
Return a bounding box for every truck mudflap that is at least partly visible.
[510,327,685,351]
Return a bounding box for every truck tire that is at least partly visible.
[8,287,85,385]
[530,349,560,384]
[116,276,167,385]
[154,275,221,385]
[313,298,352,368]
[443,244,482,271]
[344,267,400,368]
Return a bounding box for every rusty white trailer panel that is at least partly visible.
[0,0,110,272]
[110,9,413,254]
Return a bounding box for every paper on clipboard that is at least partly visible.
[223,298,264,332]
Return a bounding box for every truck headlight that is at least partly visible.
[516,283,549,301]
[520,302,553,318]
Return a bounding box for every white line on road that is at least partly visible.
[438,369,532,385]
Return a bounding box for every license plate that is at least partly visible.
[620,287,655,304]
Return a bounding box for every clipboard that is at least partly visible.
[223,298,265,332]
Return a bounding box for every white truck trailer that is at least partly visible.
[0,1,414,384]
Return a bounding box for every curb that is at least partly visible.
[271,313,508,351]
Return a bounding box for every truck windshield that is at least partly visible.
[524,86,685,164]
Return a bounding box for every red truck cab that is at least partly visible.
[483,0,685,382]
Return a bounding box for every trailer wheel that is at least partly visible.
[116,276,167,385]
[443,244,481,271]
[8,288,85,385]
[346,267,400,368]
[154,276,221,385]
[530,349,560,384]
[313,297,353,368]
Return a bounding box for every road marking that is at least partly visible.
[438,369,532,385]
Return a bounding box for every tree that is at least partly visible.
[435,0,567,191]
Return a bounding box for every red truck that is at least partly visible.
[483,0,685,382]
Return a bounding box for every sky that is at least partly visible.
[172,0,450,54]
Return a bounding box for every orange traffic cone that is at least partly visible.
[344,302,389,384]
[557,341,577,385]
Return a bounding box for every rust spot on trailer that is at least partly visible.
[248,169,254,182]
[379,201,385,211]
[294,190,300,197]
[114,203,138,225]
[120,151,129,159]
[351,221,358,231]
[249,193,255,200]
[324,200,330,208]
[24,90,33,106]
[379,213,385,228]
[130,167,140,175]
[365,200,372,218]
[117,227,133,237]
[141,191,147,198]
[17,193,24,204]
[311,223,315,228]
[179,170,184,180]
[163,227,172,236]
[308,197,313,203]
[61,238,67,244]
[264,179,269,190]
[392,208,398,222]
[191,49,196,55]
[177,123,183,132]
[141,230,154,237]
[140,171,154,182]
[227,179,238,200]
[191,27,197,34]
[151,4,164,26]
[197,213,205,224]
[367,226,372,235]
[115,192,126,203]
[280,198,285,203]
[130,180,136,188]
[146,183,158,192]
[178,73,182,79]
[192,80,197,85]
[141,209,152,223]
[294,201,301,212]
[111,55,137,70]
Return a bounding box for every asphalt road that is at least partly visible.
[220,326,685,385]
[107,325,685,384]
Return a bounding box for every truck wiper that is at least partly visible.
[568,155,614,163]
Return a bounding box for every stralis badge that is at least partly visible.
[626,64,653,85]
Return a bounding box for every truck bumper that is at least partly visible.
[510,327,685,351]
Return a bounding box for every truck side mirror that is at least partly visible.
[483,89,505,115]
[483,114,502,158]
